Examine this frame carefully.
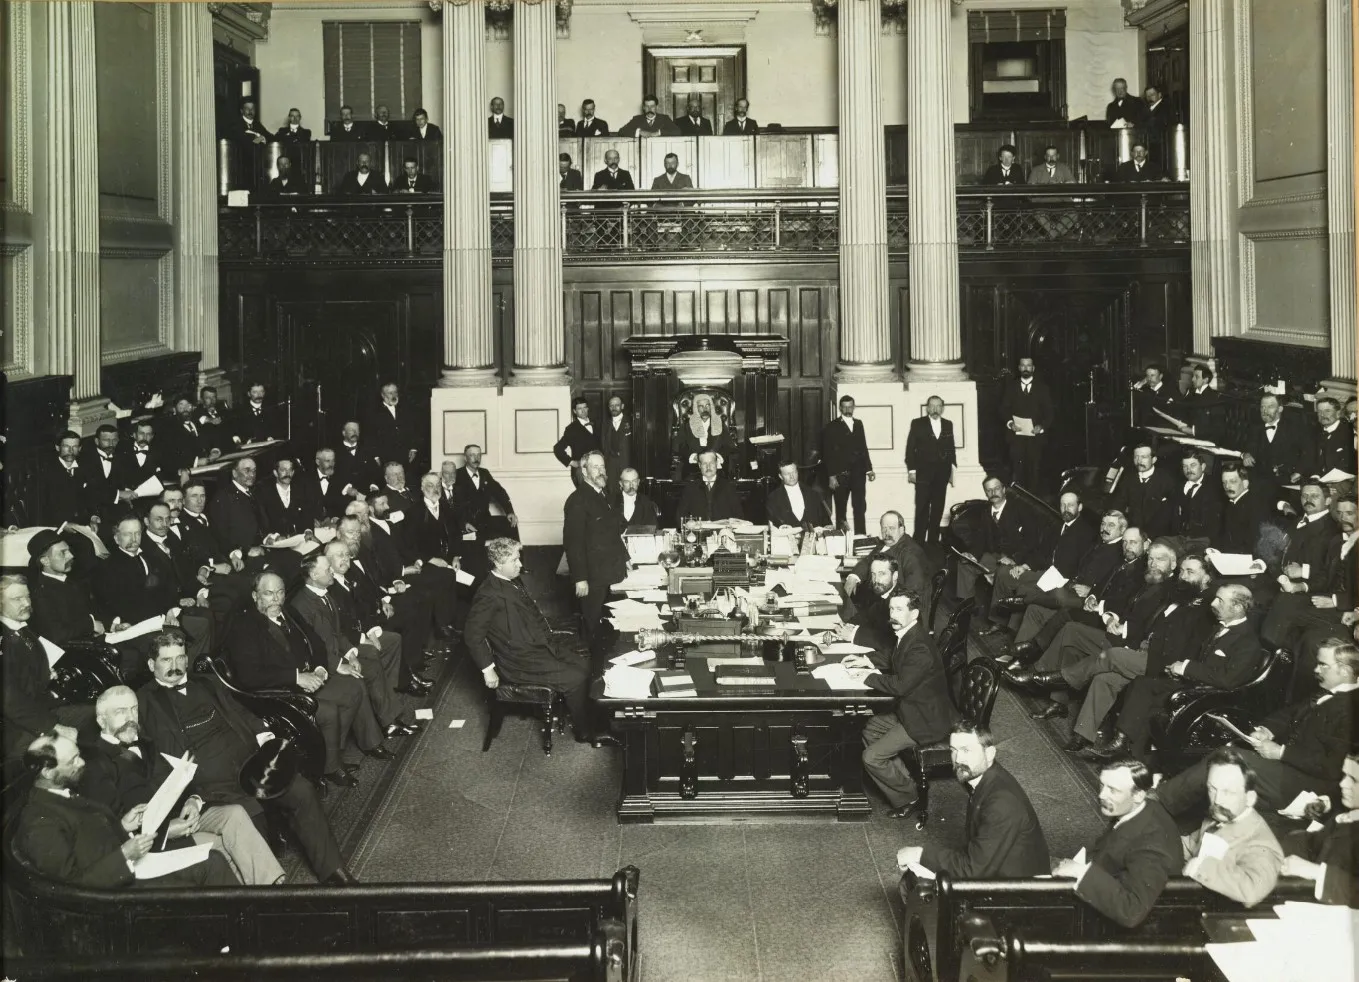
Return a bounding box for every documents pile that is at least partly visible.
[612,564,667,592]
[605,599,665,632]
[1207,901,1356,982]
[602,663,656,699]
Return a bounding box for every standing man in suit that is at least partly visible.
[1175,450,1224,547]
[599,395,632,491]
[1105,78,1146,128]
[1052,758,1181,928]
[559,152,584,191]
[411,109,442,141]
[676,451,745,523]
[906,395,956,544]
[274,107,312,146]
[1241,393,1310,503]
[981,145,1025,185]
[1132,363,1178,427]
[1142,86,1176,171]
[563,451,628,658]
[222,99,270,145]
[1281,751,1359,905]
[329,105,365,141]
[615,468,661,529]
[488,97,513,138]
[553,396,600,489]
[366,382,419,470]
[766,461,831,529]
[900,722,1050,880]
[651,153,694,190]
[722,99,759,135]
[113,420,173,496]
[1000,356,1053,493]
[1109,443,1178,540]
[591,150,635,190]
[575,99,609,136]
[80,424,133,528]
[334,152,388,195]
[335,420,382,497]
[675,97,713,135]
[1115,141,1166,182]
[1312,396,1358,477]
[1175,364,1228,445]
[854,592,956,817]
[557,103,575,136]
[820,395,875,535]
[1179,748,1284,906]
[392,158,436,194]
[618,95,680,137]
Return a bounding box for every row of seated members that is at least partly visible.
[978,140,1171,185]
[267,153,437,197]
[223,102,442,145]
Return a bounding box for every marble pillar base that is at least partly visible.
[68,395,115,437]
[509,365,571,386]
[438,366,501,389]
[429,383,575,545]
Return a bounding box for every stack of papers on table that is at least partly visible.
[612,565,667,591]
[1207,902,1357,982]
[655,671,696,698]
[792,555,843,581]
[625,589,669,602]
[609,649,657,667]
[605,599,664,631]
[811,663,873,690]
[602,664,656,699]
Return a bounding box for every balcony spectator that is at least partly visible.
[651,153,693,191]
[592,150,635,191]
[1105,77,1146,129]
[1116,141,1166,182]
[335,153,388,195]
[222,99,270,145]
[722,98,759,135]
[329,105,365,142]
[273,107,311,146]
[557,103,575,137]
[675,96,713,136]
[392,158,435,194]
[1143,85,1176,135]
[410,108,441,142]
[488,97,514,138]
[559,153,584,191]
[618,95,679,137]
[1030,146,1075,184]
[981,145,1025,185]
[370,104,399,142]
[575,99,609,136]
[266,155,307,197]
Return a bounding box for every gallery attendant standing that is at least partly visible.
[553,397,600,489]
[820,395,875,535]
[1000,357,1054,493]
[905,396,956,545]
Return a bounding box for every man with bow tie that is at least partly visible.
[721,98,759,135]
[452,444,518,563]
[999,357,1053,493]
[111,421,172,496]
[765,460,831,530]
[554,397,602,489]
[259,457,315,536]
[298,449,358,522]
[79,424,137,528]
[1241,393,1310,503]
[563,451,629,659]
[333,420,382,497]
[393,157,436,194]
[233,382,280,446]
[1108,443,1177,540]
[1311,396,1358,478]
[196,386,231,457]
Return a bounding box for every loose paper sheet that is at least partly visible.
[133,844,213,880]
[1012,416,1034,436]
[106,615,166,645]
[609,650,656,667]
[133,475,165,498]
[454,568,476,586]
[39,637,65,670]
[1035,566,1068,592]
[1207,552,1265,576]
[811,663,872,690]
[142,752,198,837]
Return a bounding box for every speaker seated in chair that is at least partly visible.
[672,389,738,479]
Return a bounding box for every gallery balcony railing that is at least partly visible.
[217,186,1189,265]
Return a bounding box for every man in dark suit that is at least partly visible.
[334,153,388,195]
[138,627,357,883]
[675,97,713,135]
[618,96,679,136]
[33,430,94,527]
[411,109,442,141]
[676,451,745,523]
[206,458,268,562]
[556,103,575,136]
[1142,86,1176,135]
[1131,363,1178,427]
[1281,751,1359,905]
[296,449,355,522]
[16,731,238,888]
[265,155,308,200]
[1218,463,1272,554]
[1312,397,1358,477]
[274,107,312,146]
[564,452,629,656]
[820,395,875,535]
[258,457,315,536]
[615,468,661,529]
[161,398,210,475]
[766,461,831,528]
[1,576,97,759]
[79,424,133,528]
[365,382,419,470]
[1175,364,1229,445]
[651,154,694,190]
[1175,451,1224,547]
[392,158,436,194]
[856,592,956,817]
[411,471,462,567]
[554,396,601,489]
[335,420,383,496]
[559,153,584,191]
[177,480,235,574]
[1241,393,1310,500]
[27,531,104,643]
[1154,642,1359,818]
[902,723,1050,881]
[452,446,519,577]
[369,104,400,142]
[591,150,635,190]
[1115,141,1166,182]
[983,491,1098,630]
[837,557,903,654]
[488,97,513,138]
[112,420,174,496]
[1108,443,1178,540]
[328,105,366,141]
[1262,499,1356,664]
[598,395,632,491]
[468,537,617,746]
[232,381,280,446]
[722,99,759,135]
[981,144,1026,185]
[1105,78,1147,128]
[906,396,956,544]
[575,99,609,136]
[195,386,232,457]
[954,477,1041,606]
[844,511,933,610]
[1053,758,1181,928]
[999,356,1053,493]
[221,99,270,145]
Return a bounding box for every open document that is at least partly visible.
[142,752,199,838]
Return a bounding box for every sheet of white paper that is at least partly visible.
[810,663,872,689]
[610,649,656,667]
[312,526,337,544]
[292,539,321,556]
[61,523,110,559]
[39,637,65,670]
[133,843,212,880]
[703,657,765,667]
[905,861,936,880]
[626,535,662,566]
[460,531,476,541]
[626,590,669,602]
[821,641,875,655]
[447,719,466,729]
[1072,847,1087,865]
[414,708,434,720]
[792,555,842,581]
[1012,415,1034,436]
[1152,406,1190,429]
[1208,552,1263,576]
[454,568,476,586]
[133,475,165,498]
[1278,790,1322,819]
[1035,566,1068,592]
[1318,469,1356,483]
[106,615,166,645]
[794,615,843,631]
[602,664,656,699]
[266,533,306,549]
[141,753,198,837]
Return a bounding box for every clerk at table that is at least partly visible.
[677,451,744,524]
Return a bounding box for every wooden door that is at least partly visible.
[645,47,747,127]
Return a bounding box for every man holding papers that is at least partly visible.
[112,421,176,501]
[1174,364,1228,447]
[1179,748,1283,906]
[1281,751,1359,904]
[564,451,630,657]
[982,492,1097,632]
[999,357,1054,493]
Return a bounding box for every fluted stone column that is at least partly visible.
[1325,0,1356,384]
[906,0,966,382]
[1188,0,1240,356]
[439,0,498,387]
[510,0,567,384]
[46,1,104,418]
[835,0,893,381]
[172,3,222,387]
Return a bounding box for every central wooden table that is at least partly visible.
[592,643,893,824]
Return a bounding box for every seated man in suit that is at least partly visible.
[834,556,904,655]
[675,96,713,136]
[266,155,307,197]
[453,444,519,578]
[575,99,609,136]
[33,430,93,528]
[1051,758,1182,928]
[334,153,388,196]
[1241,393,1310,502]
[221,99,270,145]
[412,470,464,567]
[618,95,679,137]
[206,457,269,566]
[1312,396,1358,477]
[1281,750,1359,905]
[328,104,365,141]
[226,571,390,789]
[897,722,1050,883]
[137,628,357,884]
[1132,364,1178,427]
[722,98,759,135]
[27,530,105,644]
[1216,462,1272,556]
[468,537,618,747]
[766,461,831,529]
[852,591,956,817]
[487,96,513,138]
[16,731,239,888]
[80,685,285,885]
[334,420,382,495]
[1115,141,1166,182]
[591,149,635,191]
[615,468,661,530]
[274,107,311,146]
[195,386,232,456]
[369,104,401,142]
[1,575,98,759]
[981,144,1025,185]
[1175,450,1224,548]
[676,451,745,523]
[161,397,210,476]
[651,153,694,191]
[954,477,1040,605]
[1108,443,1178,540]
[392,157,435,194]
[411,108,442,141]
[1262,498,1356,676]
[844,510,932,609]
[113,420,174,496]
[557,103,575,136]
[983,492,1097,631]
[258,457,315,537]
[1179,747,1284,906]
[559,152,584,191]
[298,449,358,521]
[1264,481,1344,643]
[1028,145,1076,184]
[1153,641,1359,818]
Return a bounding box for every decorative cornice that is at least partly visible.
[628,5,760,43]
[208,3,271,44]
[1121,0,1188,31]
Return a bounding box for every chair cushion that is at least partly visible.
[496,683,555,706]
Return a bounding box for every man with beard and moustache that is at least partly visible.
[162,397,211,475]
[297,449,354,522]
[1108,443,1177,540]
[905,395,956,545]
[983,492,1096,631]
[367,382,420,470]
[615,468,661,530]
[335,420,382,497]
[598,396,632,492]
[207,458,269,565]
[79,685,286,885]
[650,152,693,190]
[843,511,932,611]
[258,457,313,535]
[335,152,388,195]
[1055,554,1216,755]
[138,629,357,883]
[1281,751,1359,904]
[897,722,1049,881]
[1008,537,1179,724]
[367,483,462,638]
[563,451,629,659]
[15,730,239,888]
[337,512,437,681]
[831,556,902,654]
[999,357,1054,493]
[1178,748,1283,906]
[355,494,456,648]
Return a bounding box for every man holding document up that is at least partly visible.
[999,357,1053,493]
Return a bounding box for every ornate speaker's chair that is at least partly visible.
[670,387,738,478]
[902,657,1000,830]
